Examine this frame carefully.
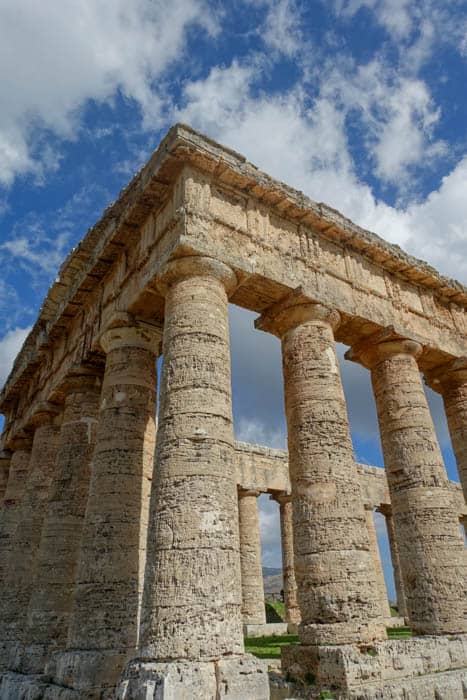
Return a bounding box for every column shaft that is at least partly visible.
[238,490,266,626]
[4,409,61,668]
[0,450,11,505]
[367,343,467,634]
[62,324,159,690]
[0,438,32,671]
[364,506,391,620]
[382,509,407,619]
[140,264,243,660]
[433,370,467,504]
[257,302,385,646]
[23,371,102,673]
[277,496,300,626]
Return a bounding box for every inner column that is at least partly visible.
[120,256,269,700]
[256,298,385,650]
[273,493,300,629]
[238,489,266,627]
[348,336,467,634]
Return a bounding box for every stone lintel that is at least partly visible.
[425,355,467,392]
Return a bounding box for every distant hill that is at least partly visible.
[263,568,283,600]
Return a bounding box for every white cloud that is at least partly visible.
[0,327,31,389]
[0,0,215,186]
[262,0,304,57]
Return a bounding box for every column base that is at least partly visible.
[46,648,133,698]
[299,619,386,645]
[282,633,467,696]
[117,654,270,699]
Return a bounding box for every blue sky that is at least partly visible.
[1,0,467,600]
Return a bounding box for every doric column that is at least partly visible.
[3,403,62,670]
[119,256,268,699]
[0,449,11,505]
[256,297,385,647]
[0,435,32,582]
[273,494,300,627]
[363,505,391,620]
[55,320,161,693]
[22,366,102,674]
[238,489,266,626]
[379,506,407,619]
[425,358,467,504]
[347,334,467,634]
[0,435,32,671]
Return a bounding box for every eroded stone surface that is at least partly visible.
[349,336,467,635]
[257,300,385,646]
[238,489,266,625]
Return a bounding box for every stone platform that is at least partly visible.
[282,633,467,699]
[244,622,290,637]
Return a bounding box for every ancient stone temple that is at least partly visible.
[0,125,466,699]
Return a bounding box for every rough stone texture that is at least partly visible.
[21,369,102,674]
[273,494,301,626]
[257,299,385,646]
[117,654,269,700]
[119,256,268,699]
[0,437,32,671]
[349,336,467,635]
[427,359,467,504]
[363,505,391,621]
[238,489,266,625]
[2,126,467,698]
[51,323,161,694]
[379,507,407,619]
[2,406,61,669]
[0,450,11,504]
[282,633,467,697]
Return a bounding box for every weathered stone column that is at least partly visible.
[272,493,300,627]
[0,449,11,505]
[52,320,161,694]
[347,335,467,634]
[238,489,266,626]
[3,403,62,669]
[426,358,467,504]
[256,297,385,650]
[119,256,268,700]
[364,505,391,620]
[379,506,407,619]
[0,435,32,671]
[22,366,102,674]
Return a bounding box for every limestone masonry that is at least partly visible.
[0,125,466,699]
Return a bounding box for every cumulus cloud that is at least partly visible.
[0,327,31,389]
[0,0,215,186]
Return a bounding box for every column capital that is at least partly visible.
[270,491,292,505]
[99,321,162,355]
[255,288,340,339]
[424,356,467,393]
[346,327,422,370]
[27,401,62,429]
[238,488,261,499]
[6,431,33,452]
[157,255,237,295]
[0,448,12,464]
[54,363,104,399]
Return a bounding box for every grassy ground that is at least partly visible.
[265,600,285,622]
[245,627,412,660]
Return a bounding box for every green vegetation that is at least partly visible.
[244,634,299,659]
[245,626,412,661]
[387,626,411,640]
[265,600,285,622]
[390,606,399,617]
